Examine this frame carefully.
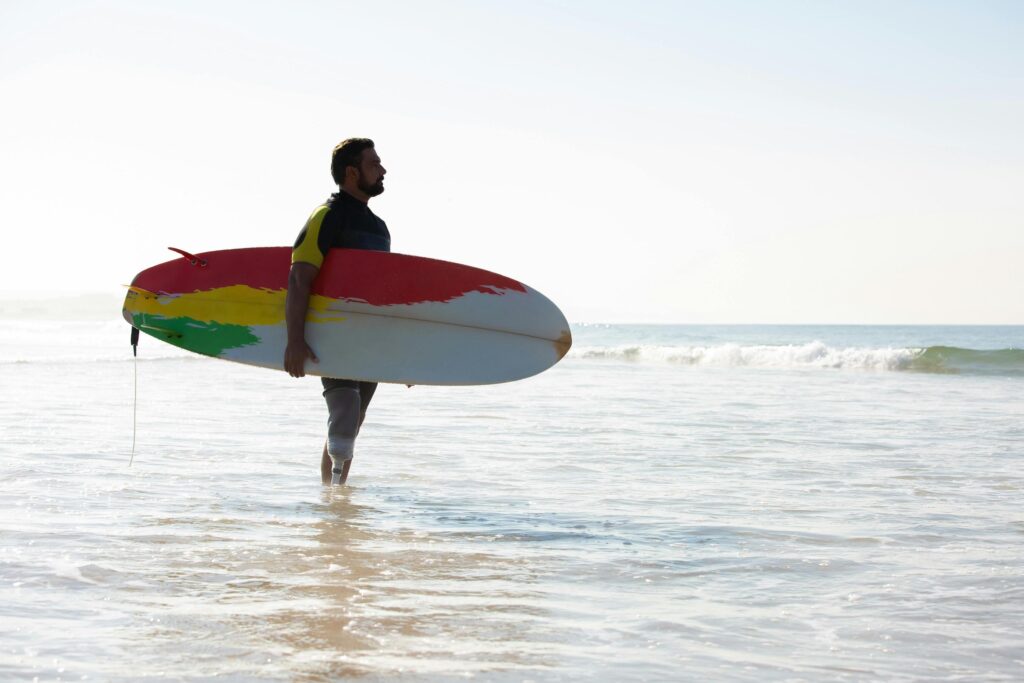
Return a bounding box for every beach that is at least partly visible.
[4,0,1022,678]
[1,318,1022,681]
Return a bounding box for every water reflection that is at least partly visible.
[107,484,555,679]
[264,488,552,679]
[133,489,557,679]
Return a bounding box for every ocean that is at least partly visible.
[1,318,1022,681]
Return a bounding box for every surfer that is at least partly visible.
[284,138,390,485]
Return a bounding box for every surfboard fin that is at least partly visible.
[168,247,208,268]
[138,323,183,340]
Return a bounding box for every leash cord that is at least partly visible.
[129,352,137,467]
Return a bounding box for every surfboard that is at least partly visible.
[122,247,572,385]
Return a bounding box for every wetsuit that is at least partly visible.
[292,191,391,262]
[292,191,391,458]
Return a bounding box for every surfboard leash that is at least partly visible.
[129,326,139,467]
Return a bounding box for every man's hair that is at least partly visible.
[330,138,375,186]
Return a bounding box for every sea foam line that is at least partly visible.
[572,341,923,371]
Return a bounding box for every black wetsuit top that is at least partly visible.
[291,191,390,390]
[291,191,391,267]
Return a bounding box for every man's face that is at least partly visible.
[355,148,386,197]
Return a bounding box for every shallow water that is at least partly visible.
[1,322,1023,681]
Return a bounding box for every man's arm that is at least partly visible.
[284,262,320,377]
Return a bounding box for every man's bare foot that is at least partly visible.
[320,443,331,484]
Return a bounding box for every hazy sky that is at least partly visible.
[2,0,1021,323]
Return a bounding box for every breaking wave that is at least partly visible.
[572,342,1024,376]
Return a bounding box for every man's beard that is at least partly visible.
[358,175,384,197]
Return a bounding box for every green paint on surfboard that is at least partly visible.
[131,313,260,357]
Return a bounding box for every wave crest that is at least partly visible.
[573,342,1024,375]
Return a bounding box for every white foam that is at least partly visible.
[572,341,924,371]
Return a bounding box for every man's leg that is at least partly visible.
[357,381,378,433]
[320,379,379,485]
[322,379,361,485]
[338,383,377,484]
[322,442,354,484]
[321,411,369,483]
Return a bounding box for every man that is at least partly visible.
[284,138,389,485]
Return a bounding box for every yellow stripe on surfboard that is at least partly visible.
[123,285,348,325]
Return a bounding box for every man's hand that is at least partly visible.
[284,340,318,378]
[284,261,320,378]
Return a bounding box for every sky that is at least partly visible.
[1,0,1021,323]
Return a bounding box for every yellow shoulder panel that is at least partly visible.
[291,205,330,268]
